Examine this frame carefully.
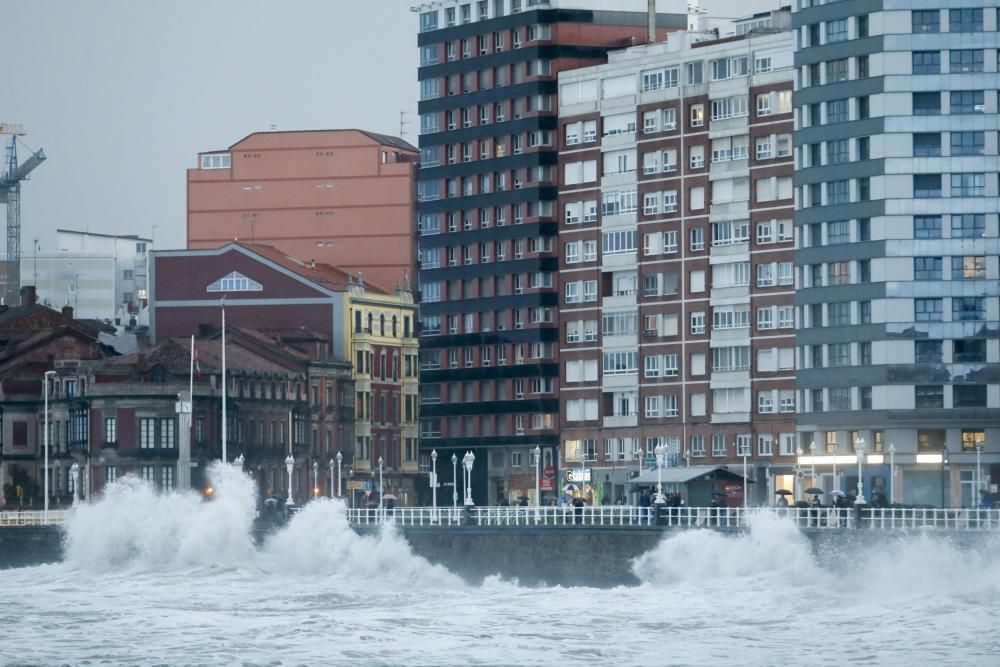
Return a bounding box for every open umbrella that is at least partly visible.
[564,483,580,492]
[775,489,793,496]
[382,494,399,502]
[830,490,847,497]
[805,487,824,495]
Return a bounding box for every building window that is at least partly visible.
[913,174,942,198]
[914,257,942,280]
[912,10,939,33]
[950,173,985,197]
[950,91,983,114]
[914,215,942,238]
[915,298,943,322]
[949,50,983,73]
[954,385,986,408]
[912,133,940,157]
[207,271,263,293]
[104,416,117,444]
[912,92,940,115]
[949,8,982,32]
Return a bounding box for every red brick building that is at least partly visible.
[187,129,419,292]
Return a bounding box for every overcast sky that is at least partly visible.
[8,0,757,253]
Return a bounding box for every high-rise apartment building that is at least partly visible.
[413,0,685,504]
[792,2,999,506]
[557,9,796,505]
[187,130,418,292]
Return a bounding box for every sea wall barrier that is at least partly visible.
[2,506,997,585]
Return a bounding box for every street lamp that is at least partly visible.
[284,454,295,506]
[888,443,896,505]
[43,370,56,522]
[451,453,458,509]
[377,456,384,512]
[809,441,817,488]
[739,438,749,509]
[431,449,438,512]
[312,461,319,498]
[70,461,80,505]
[653,443,666,505]
[975,437,984,498]
[533,445,541,509]
[831,438,839,495]
[463,450,475,506]
[335,452,342,498]
[854,436,866,505]
[796,447,803,502]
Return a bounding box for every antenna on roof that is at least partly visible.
[269,123,277,131]
[399,111,411,138]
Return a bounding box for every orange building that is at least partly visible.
[187,130,419,291]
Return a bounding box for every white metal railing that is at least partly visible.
[0,510,69,526]
[340,506,1000,531]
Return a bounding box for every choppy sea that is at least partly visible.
[2,464,998,666]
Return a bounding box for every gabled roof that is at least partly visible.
[232,242,389,294]
[226,129,417,153]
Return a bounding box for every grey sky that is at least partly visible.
[8,0,760,253]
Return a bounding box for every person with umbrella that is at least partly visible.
[775,489,792,508]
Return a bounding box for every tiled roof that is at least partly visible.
[234,242,389,294]
[229,128,418,153]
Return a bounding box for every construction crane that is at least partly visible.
[0,123,46,305]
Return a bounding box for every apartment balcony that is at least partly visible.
[600,171,635,190]
[601,253,638,273]
[709,370,750,390]
[707,116,748,139]
[603,413,638,429]
[602,292,637,309]
[708,158,749,179]
[603,334,638,349]
[601,131,637,150]
[708,202,750,223]
[710,327,751,347]
[711,411,751,424]
[601,373,638,392]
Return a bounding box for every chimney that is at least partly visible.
[20,285,37,306]
[61,305,74,320]
[647,0,656,43]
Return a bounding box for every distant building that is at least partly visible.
[554,10,795,506]
[186,129,419,292]
[150,242,422,503]
[23,229,151,323]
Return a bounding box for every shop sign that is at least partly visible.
[566,468,591,483]
[542,466,556,480]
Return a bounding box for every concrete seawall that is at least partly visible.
[3,525,992,587]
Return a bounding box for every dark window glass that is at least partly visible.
[912,51,940,74]
[913,174,941,198]
[949,8,982,32]
[953,339,986,363]
[914,215,942,238]
[950,131,984,156]
[915,340,943,363]
[915,298,943,321]
[949,50,983,73]
[950,91,984,114]
[915,385,944,409]
[912,10,939,33]
[914,257,942,280]
[951,214,984,238]
[953,297,985,321]
[913,133,940,156]
[953,385,986,408]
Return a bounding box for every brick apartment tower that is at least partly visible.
[413,0,685,504]
[556,9,797,505]
[187,129,419,292]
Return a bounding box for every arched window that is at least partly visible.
[367,312,373,333]
[354,310,362,333]
[392,316,398,337]
[380,351,387,381]
[380,314,386,336]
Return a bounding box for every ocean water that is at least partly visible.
[2,464,999,666]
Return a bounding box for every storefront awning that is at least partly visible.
[625,465,750,485]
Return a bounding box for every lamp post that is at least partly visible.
[42,370,56,522]
[831,438,839,495]
[451,453,458,508]
[533,445,541,508]
[463,450,475,506]
[653,443,666,504]
[796,447,803,502]
[854,436,866,505]
[431,449,438,512]
[975,437,984,498]
[284,454,294,506]
[739,438,749,509]
[888,443,896,505]
[809,441,817,488]
[70,461,80,505]
[377,456,384,512]
[312,461,319,499]
[335,452,342,498]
